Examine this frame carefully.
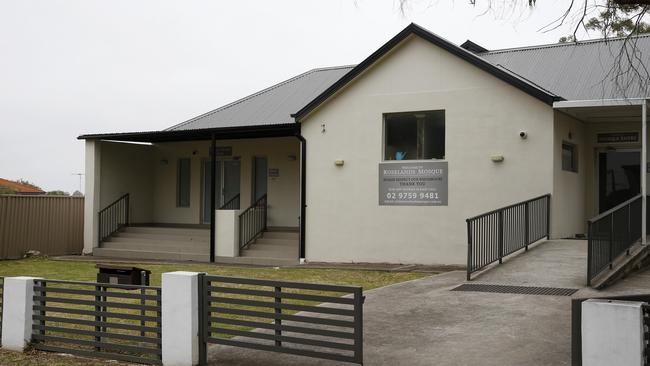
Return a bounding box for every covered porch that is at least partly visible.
[81,124,306,265]
[553,98,649,286]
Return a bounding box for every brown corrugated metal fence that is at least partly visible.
[0,195,83,259]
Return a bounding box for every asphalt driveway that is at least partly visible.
[209,240,650,365]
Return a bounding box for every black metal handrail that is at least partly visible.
[219,194,240,210]
[239,194,267,251]
[587,194,643,286]
[98,193,129,244]
[466,194,551,280]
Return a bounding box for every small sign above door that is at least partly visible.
[597,132,639,144]
[212,146,232,157]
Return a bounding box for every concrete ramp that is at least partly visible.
[470,240,587,289]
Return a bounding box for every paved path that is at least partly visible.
[208,240,650,365]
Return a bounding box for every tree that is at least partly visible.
[395,0,650,98]
[586,5,650,37]
[560,4,650,41]
[46,190,70,196]
[16,179,41,190]
[0,186,17,195]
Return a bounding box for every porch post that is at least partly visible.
[210,134,216,262]
[297,134,307,261]
[83,140,101,254]
[643,99,648,245]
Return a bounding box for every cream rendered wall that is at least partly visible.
[552,111,587,238]
[99,141,154,224]
[301,35,555,265]
[151,137,300,227]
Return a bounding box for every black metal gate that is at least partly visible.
[199,274,364,365]
[32,279,162,365]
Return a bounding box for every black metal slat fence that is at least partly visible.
[199,274,364,365]
[587,195,644,286]
[239,194,267,251]
[31,279,162,365]
[466,194,550,280]
[98,193,129,244]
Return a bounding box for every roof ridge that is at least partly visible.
[484,33,650,55]
[165,65,355,131]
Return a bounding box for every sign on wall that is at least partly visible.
[213,146,232,157]
[379,161,448,206]
[597,132,639,144]
[268,168,280,178]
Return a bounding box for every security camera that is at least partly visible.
[519,131,528,139]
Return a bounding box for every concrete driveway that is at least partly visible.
[209,240,650,365]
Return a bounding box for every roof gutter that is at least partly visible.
[77,123,300,143]
[553,98,649,109]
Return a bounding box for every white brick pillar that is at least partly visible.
[1,277,41,351]
[582,299,646,366]
[215,209,239,257]
[162,271,201,366]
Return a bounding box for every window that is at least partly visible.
[177,158,191,207]
[562,142,578,172]
[384,110,445,160]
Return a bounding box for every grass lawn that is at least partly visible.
[0,257,432,365]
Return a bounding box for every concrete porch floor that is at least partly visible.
[208,239,650,365]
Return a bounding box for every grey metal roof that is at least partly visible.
[83,30,650,141]
[479,34,650,101]
[166,65,354,131]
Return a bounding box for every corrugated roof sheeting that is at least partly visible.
[480,35,650,100]
[167,66,354,131]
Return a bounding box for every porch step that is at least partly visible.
[112,232,209,243]
[95,226,210,262]
[252,237,298,246]
[123,226,209,237]
[241,229,299,260]
[215,256,299,266]
[101,240,209,253]
[93,247,208,262]
[242,248,298,259]
[261,231,299,240]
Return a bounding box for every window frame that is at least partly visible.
[561,141,578,173]
[177,158,191,207]
[382,110,446,162]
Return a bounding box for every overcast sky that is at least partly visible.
[0,0,593,193]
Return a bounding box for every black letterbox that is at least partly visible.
[96,264,151,286]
